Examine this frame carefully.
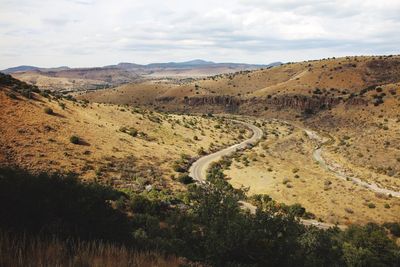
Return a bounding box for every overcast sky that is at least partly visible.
[1,0,400,69]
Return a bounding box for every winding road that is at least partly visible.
[189,119,340,229]
[304,129,400,198]
[189,119,264,182]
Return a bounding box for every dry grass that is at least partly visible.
[82,55,400,104]
[0,231,183,267]
[0,88,246,190]
[225,119,400,225]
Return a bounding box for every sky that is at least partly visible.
[1,0,400,69]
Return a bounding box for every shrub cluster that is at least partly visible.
[69,135,80,144]
[0,167,399,266]
[0,72,40,99]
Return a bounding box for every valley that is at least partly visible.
[1,55,400,266]
[3,56,400,225]
[3,0,400,264]
[73,56,400,225]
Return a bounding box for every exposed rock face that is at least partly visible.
[260,95,341,111]
[366,58,400,84]
[156,96,176,102]
[183,95,241,112]
[345,97,369,106]
[155,94,368,115]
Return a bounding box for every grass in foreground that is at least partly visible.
[0,231,182,267]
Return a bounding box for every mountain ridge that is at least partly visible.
[3,60,281,73]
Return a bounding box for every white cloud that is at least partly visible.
[0,0,399,68]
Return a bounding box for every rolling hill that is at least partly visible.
[0,72,249,191]
[80,55,400,225]
[3,60,278,92]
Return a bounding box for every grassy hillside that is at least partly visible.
[0,73,249,192]
[82,55,400,103]
[1,72,400,266]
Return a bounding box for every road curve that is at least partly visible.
[304,129,400,198]
[188,119,342,230]
[189,119,263,182]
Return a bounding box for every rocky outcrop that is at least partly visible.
[155,93,368,115]
[156,96,176,102]
[183,95,239,106]
[366,58,400,84]
[184,95,241,113]
[259,95,341,111]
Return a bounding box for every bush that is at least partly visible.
[0,168,129,242]
[172,163,186,173]
[128,128,138,137]
[129,195,162,215]
[6,92,17,99]
[197,147,206,155]
[69,135,80,144]
[1,166,400,267]
[44,107,54,115]
[178,174,194,184]
[120,127,138,137]
[341,224,400,266]
[383,222,400,237]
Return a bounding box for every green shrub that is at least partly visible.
[69,135,80,144]
[173,164,186,173]
[0,167,129,242]
[120,127,138,137]
[197,147,206,155]
[128,128,138,137]
[383,222,400,237]
[44,107,54,115]
[6,92,17,99]
[178,174,194,184]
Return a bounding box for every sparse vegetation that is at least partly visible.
[1,136,400,267]
[44,107,54,115]
[178,174,194,184]
[2,55,400,266]
[119,126,138,137]
[69,135,80,144]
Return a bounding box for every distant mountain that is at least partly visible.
[103,59,278,70]
[104,62,143,69]
[2,65,70,74]
[139,59,279,69]
[3,60,281,74]
[4,60,282,91]
[2,65,40,74]
[146,59,216,68]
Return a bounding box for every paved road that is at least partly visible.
[189,119,263,182]
[189,119,342,230]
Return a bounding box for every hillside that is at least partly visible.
[1,66,400,266]
[4,60,275,92]
[80,55,400,225]
[0,73,249,192]
[81,55,400,114]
